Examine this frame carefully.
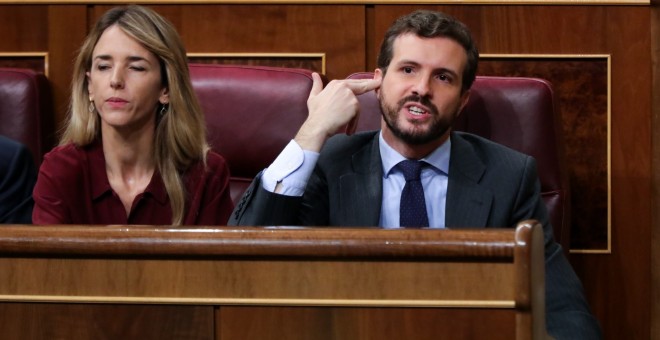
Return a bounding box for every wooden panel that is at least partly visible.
[188,54,325,74]
[478,57,609,251]
[47,5,88,130]
[180,4,364,79]
[652,6,660,339]
[217,306,516,340]
[581,8,650,340]
[91,4,364,80]
[0,257,516,302]
[0,6,47,51]
[0,303,214,340]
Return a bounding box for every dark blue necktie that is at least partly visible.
[399,160,429,228]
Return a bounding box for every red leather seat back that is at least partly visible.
[347,72,569,247]
[0,68,54,164]
[189,64,314,204]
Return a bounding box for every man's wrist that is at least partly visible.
[294,121,329,152]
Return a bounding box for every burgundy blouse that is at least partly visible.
[32,141,234,225]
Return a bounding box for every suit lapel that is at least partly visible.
[446,133,493,228]
[332,132,494,228]
[338,134,382,226]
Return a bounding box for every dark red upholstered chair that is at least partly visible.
[0,68,54,165]
[347,72,570,249]
[189,64,315,205]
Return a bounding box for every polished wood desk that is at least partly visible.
[0,221,545,340]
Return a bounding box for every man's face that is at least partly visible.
[375,33,470,149]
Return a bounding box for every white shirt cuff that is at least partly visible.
[262,140,320,196]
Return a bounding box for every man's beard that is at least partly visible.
[380,92,457,145]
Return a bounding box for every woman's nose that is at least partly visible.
[110,70,124,89]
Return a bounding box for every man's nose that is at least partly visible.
[411,76,431,97]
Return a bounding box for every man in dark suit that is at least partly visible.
[230,9,601,339]
[0,135,37,223]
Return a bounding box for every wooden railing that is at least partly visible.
[0,220,545,339]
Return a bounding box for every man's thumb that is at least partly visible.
[309,72,323,97]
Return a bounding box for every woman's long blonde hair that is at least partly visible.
[61,5,209,225]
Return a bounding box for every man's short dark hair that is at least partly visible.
[376,10,479,92]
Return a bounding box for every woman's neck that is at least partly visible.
[101,126,156,216]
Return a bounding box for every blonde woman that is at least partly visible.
[33,5,233,225]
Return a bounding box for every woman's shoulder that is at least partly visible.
[43,143,83,164]
[205,149,229,170]
[184,149,229,182]
[183,150,231,200]
[40,142,98,179]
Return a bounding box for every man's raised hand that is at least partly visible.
[295,72,380,152]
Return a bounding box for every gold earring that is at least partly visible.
[88,98,95,113]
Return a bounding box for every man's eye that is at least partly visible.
[437,74,451,82]
[403,67,413,74]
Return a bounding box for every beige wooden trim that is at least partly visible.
[0,52,49,77]
[188,52,326,74]
[0,295,516,308]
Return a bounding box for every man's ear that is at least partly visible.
[457,89,470,116]
[374,68,383,99]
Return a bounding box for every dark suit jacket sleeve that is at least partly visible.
[518,159,602,339]
[228,132,375,227]
[0,137,37,224]
[228,171,305,226]
[545,241,603,339]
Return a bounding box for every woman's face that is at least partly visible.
[87,25,168,134]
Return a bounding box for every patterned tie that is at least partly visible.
[399,160,429,228]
